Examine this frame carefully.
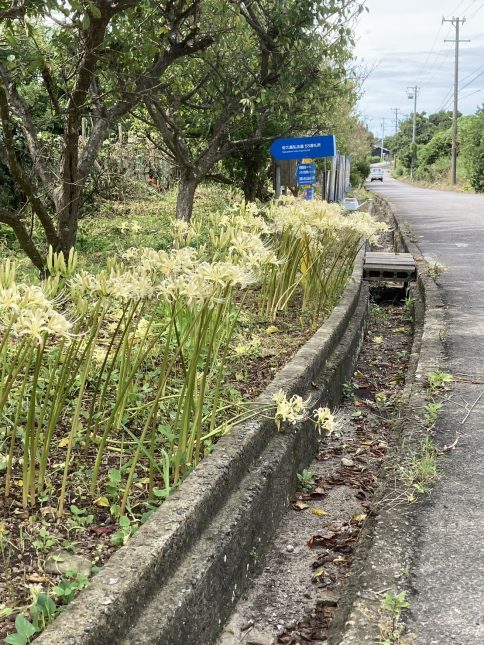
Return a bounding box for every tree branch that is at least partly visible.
[0,64,59,206]
[0,86,60,250]
[0,206,45,271]
[0,0,27,20]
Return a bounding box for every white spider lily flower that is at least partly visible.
[12,309,50,345]
[46,310,72,337]
[313,407,334,436]
[0,285,21,312]
[272,388,308,431]
[196,262,255,289]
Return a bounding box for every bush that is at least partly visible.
[418,129,452,168]
[350,158,371,187]
[460,112,484,192]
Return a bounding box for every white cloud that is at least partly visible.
[353,0,484,133]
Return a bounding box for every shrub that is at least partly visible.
[460,111,484,192]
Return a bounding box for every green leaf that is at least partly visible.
[89,3,101,18]
[109,469,122,484]
[4,634,28,645]
[13,614,36,640]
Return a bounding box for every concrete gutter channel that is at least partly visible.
[37,251,369,645]
[328,194,447,644]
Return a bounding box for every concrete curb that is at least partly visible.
[36,251,369,645]
[327,194,447,644]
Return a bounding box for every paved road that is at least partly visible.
[370,175,484,645]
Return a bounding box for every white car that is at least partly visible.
[369,168,384,182]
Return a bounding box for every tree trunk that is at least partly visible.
[58,124,81,254]
[241,145,270,203]
[176,172,198,222]
[242,160,259,202]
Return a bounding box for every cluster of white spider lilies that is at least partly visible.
[0,198,385,514]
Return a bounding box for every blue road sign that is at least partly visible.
[298,178,316,186]
[298,163,316,172]
[296,162,317,186]
[270,135,335,160]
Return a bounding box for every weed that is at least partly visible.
[403,297,415,318]
[67,506,94,534]
[370,302,388,321]
[53,569,89,605]
[427,262,447,281]
[425,402,442,427]
[403,436,438,494]
[32,528,57,555]
[297,469,315,492]
[342,381,357,401]
[380,590,409,644]
[4,614,36,645]
[427,371,452,393]
[110,515,139,546]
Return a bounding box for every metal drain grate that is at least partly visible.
[363,252,416,282]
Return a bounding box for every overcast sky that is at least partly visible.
[354,0,484,136]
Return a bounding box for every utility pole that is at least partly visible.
[380,118,385,162]
[391,107,401,134]
[406,86,419,178]
[443,16,470,184]
[391,108,401,167]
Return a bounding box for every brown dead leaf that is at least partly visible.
[27,573,50,583]
[307,532,336,548]
[293,500,310,511]
[309,487,327,498]
[91,526,113,536]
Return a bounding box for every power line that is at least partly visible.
[460,60,484,85]
[460,67,484,90]
[418,25,454,87]
[460,85,484,99]
[467,2,484,20]
[416,22,445,82]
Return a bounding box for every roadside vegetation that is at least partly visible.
[0,0,382,640]
[0,186,386,641]
[385,106,484,192]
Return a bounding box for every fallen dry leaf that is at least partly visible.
[94,496,110,507]
[311,509,328,517]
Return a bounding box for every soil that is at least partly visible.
[218,286,413,645]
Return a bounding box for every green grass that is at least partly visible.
[0,183,244,279]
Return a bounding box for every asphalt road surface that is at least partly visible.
[369,174,484,645]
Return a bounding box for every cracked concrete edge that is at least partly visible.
[327,194,447,645]
[36,250,368,645]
